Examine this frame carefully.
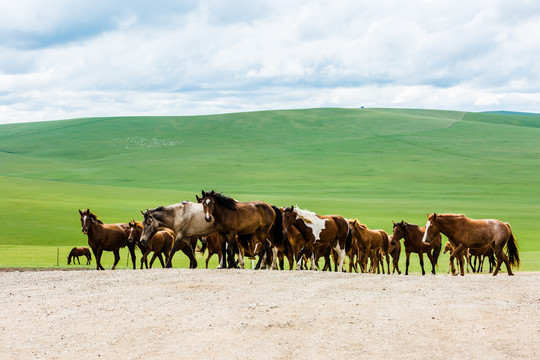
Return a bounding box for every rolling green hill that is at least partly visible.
[1,108,539,270]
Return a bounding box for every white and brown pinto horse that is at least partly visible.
[282,206,351,272]
[422,213,520,276]
[140,201,217,268]
[198,190,277,269]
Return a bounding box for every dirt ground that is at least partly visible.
[0,269,538,360]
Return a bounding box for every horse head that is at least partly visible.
[391,220,406,244]
[199,190,216,222]
[281,206,297,230]
[127,220,139,244]
[79,209,92,234]
[140,209,159,246]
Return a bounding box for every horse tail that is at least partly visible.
[505,223,520,270]
[345,222,352,254]
[271,205,284,246]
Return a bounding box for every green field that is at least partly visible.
[0,108,539,272]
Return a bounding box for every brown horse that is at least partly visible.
[349,219,388,273]
[391,220,441,275]
[197,233,223,269]
[198,190,276,269]
[443,241,470,274]
[422,213,519,276]
[67,247,92,265]
[281,206,351,272]
[79,209,137,270]
[469,245,496,273]
[128,220,174,269]
[387,235,401,275]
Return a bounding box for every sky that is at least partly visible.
[1,0,540,124]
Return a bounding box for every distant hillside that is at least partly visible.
[0,108,539,253]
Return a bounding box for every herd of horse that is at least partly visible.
[76,190,521,276]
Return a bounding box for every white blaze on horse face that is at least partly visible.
[422,221,430,243]
[204,199,212,220]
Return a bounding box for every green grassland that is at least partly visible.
[0,108,539,272]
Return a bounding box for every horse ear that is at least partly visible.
[291,205,294,211]
[400,220,404,226]
[79,209,82,215]
[196,195,201,203]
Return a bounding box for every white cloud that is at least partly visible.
[1,0,540,123]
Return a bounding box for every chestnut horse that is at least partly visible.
[391,220,441,275]
[79,209,137,270]
[349,219,388,273]
[443,241,469,274]
[422,213,519,276]
[128,220,174,269]
[67,247,92,265]
[140,201,216,268]
[281,206,351,272]
[198,190,276,269]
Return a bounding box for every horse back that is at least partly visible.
[229,201,276,235]
[90,222,130,251]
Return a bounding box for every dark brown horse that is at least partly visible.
[79,209,136,270]
[198,190,276,269]
[391,220,441,275]
[422,213,519,276]
[469,245,496,273]
[281,206,351,271]
[67,247,92,265]
[128,220,174,269]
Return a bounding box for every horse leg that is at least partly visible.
[418,251,426,275]
[333,243,346,273]
[405,251,411,275]
[426,251,436,275]
[180,243,198,269]
[110,250,120,270]
[167,236,185,268]
[94,249,105,270]
[394,254,401,275]
[217,236,227,269]
[493,246,513,276]
[156,253,165,268]
[149,252,159,269]
[296,247,306,270]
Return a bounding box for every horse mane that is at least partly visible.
[85,210,104,224]
[293,206,320,224]
[209,191,237,210]
[350,219,367,228]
